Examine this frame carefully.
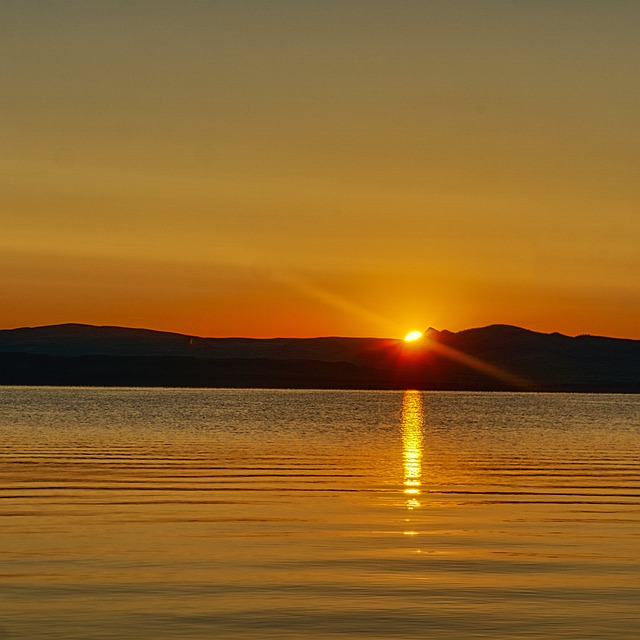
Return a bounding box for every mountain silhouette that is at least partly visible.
[0,323,638,392]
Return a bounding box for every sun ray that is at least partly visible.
[428,339,533,390]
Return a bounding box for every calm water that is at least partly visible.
[1,388,640,639]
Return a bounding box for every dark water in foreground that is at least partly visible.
[1,387,639,639]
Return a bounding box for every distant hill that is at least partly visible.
[0,323,389,362]
[0,323,638,392]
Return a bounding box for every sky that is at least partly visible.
[2,1,639,338]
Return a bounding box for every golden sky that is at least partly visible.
[2,1,639,338]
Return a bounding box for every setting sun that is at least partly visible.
[404,331,423,342]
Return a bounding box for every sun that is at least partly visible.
[404,330,423,342]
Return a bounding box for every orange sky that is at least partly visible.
[2,2,639,338]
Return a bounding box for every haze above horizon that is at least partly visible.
[2,2,639,339]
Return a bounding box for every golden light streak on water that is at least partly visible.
[401,390,424,510]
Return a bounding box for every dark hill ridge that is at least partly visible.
[0,323,638,392]
[0,323,391,364]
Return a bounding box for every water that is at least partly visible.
[1,387,639,639]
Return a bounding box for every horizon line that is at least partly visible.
[1,321,636,343]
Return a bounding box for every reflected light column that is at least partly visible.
[401,390,424,510]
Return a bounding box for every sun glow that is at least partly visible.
[404,330,423,342]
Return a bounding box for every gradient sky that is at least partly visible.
[2,1,639,338]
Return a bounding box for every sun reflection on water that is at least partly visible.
[401,390,424,510]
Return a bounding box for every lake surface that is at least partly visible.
[1,387,639,639]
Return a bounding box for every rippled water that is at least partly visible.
[1,387,639,639]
